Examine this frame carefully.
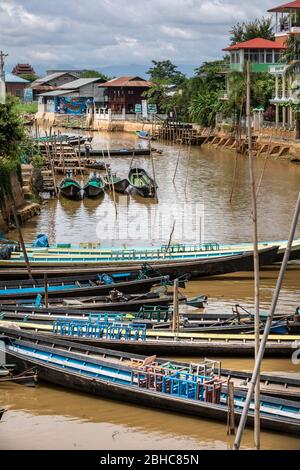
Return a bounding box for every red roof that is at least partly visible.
[223,37,287,51]
[99,76,152,88]
[268,0,300,12]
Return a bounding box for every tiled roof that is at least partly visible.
[99,76,152,87]
[268,0,300,12]
[223,37,287,51]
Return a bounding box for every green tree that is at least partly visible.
[188,89,223,126]
[230,17,274,44]
[80,70,110,81]
[19,73,38,83]
[0,95,27,201]
[0,95,26,159]
[147,60,186,86]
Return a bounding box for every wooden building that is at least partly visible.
[98,76,152,113]
[5,73,29,99]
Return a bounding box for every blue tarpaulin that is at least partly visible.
[33,234,49,248]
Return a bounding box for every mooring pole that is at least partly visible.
[11,199,33,280]
[44,273,48,308]
[234,191,300,450]
[246,60,261,450]
[172,278,179,333]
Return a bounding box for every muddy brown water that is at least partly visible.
[2,131,300,449]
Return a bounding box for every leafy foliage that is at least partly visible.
[147,60,186,86]
[19,73,38,83]
[230,17,274,44]
[0,95,26,160]
[189,90,223,126]
[80,70,110,81]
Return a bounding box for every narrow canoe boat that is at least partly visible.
[1,319,298,358]
[59,176,82,200]
[1,327,300,435]
[0,246,279,279]
[287,307,300,334]
[128,167,157,198]
[83,175,105,198]
[135,130,157,141]
[185,295,208,309]
[9,293,177,313]
[0,275,167,300]
[81,148,151,157]
[103,174,130,194]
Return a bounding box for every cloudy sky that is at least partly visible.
[1,0,280,75]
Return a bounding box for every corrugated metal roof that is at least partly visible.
[39,90,77,97]
[4,73,29,83]
[99,76,152,88]
[223,38,287,51]
[32,72,77,86]
[59,77,103,89]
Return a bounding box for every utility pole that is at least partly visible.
[0,50,8,104]
[246,60,261,450]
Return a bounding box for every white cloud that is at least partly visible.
[0,0,279,73]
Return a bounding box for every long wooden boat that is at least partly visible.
[81,148,151,157]
[1,327,299,434]
[0,305,288,329]
[0,247,279,282]
[1,320,298,357]
[22,237,300,263]
[83,175,105,198]
[128,167,157,198]
[6,294,177,313]
[0,275,167,300]
[103,174,130,194]
[59,176,82,200]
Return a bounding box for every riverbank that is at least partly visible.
[34,114,300,163]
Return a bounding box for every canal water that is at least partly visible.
[1,131,300,449]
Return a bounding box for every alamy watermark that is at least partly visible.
[95,198,205,244]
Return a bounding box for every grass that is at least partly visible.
[13,100,38,115]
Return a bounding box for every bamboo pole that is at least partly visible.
[184,140,192,194]
[11,199,33,280]
[107,145,117,215]
[246,60,261,450]
[173,146,181,183]
[44,273,48,308]
[172,278,179,333]
[77,136,83,177]
[229,152,238,204]
[165,220,176,254]
[256,137,272,199]
[150,141,158,202]
[234,191,300,450]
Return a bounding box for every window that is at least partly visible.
[259,50,265,63]
[15,89,21,97]
[266,51,273,63]
[274,51,281,63]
